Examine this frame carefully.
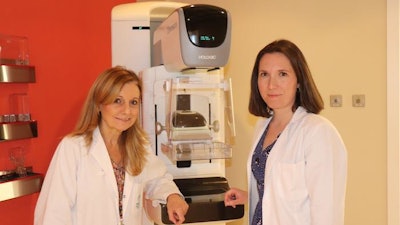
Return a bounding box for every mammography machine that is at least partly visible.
[112,2,244,224]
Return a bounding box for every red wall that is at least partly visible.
[0,0,135,224]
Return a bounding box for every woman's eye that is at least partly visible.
[279,71,288,77]
[114,98,122,104]
[259,72,267,77]
[130,99,139,105]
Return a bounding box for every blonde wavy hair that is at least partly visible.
[69,66,149,176]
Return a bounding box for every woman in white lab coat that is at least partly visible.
[224,39,347,225]
[35,66,188,225]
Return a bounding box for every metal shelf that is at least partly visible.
[0,172,43,202]
[0,63,41,201]
[0,64,35,83]
[0,121,38,142]
[0,64,37,142]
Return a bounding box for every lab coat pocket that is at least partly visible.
[123,182,146,224]
[275,161,308,208]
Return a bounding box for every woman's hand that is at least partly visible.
[224,188,248,208]
[166,193,189,225]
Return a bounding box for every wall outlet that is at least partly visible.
[352,94,365,107]
[330,95,342,107]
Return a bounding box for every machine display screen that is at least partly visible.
[200,35,215,41]
[183,4,228,48]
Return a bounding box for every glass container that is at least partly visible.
[0,34,30,65]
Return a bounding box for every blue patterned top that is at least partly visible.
[251,126,278,225]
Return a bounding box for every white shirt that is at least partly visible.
[248,107,347,225]
[34,127,181,225]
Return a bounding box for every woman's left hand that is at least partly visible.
[166,193,189,225]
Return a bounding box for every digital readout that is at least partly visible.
[200,35,215,41]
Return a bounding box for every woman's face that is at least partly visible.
[257,52,298,114]
[99,82,140,134]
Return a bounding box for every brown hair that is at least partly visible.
[248,39,324,118]
[69,66,149,176]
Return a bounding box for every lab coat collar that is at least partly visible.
[290,106,308,124]
[89,127,136,219]
[89,127,120,199]
[248,106,310,219]
[261,106,308,180]
[260,106,308,136]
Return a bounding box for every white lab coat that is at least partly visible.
[34,127,181,225]
[247,107,347,225]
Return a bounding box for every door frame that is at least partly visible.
[387,0,400,224]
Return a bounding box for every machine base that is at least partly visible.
[156,177,244,224]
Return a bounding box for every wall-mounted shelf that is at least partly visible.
[0,121,38,142]
[0,64,37,142]
[0,172,43,202]
[0,64,35,83]
[0,36,41,202]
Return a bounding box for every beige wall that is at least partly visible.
[141,0,388,224]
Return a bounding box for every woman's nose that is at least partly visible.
[122,103,132,113]
[268,77,278,89]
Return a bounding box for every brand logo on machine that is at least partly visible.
[198,55,216,60]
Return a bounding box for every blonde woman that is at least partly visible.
[35,66,188,225]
